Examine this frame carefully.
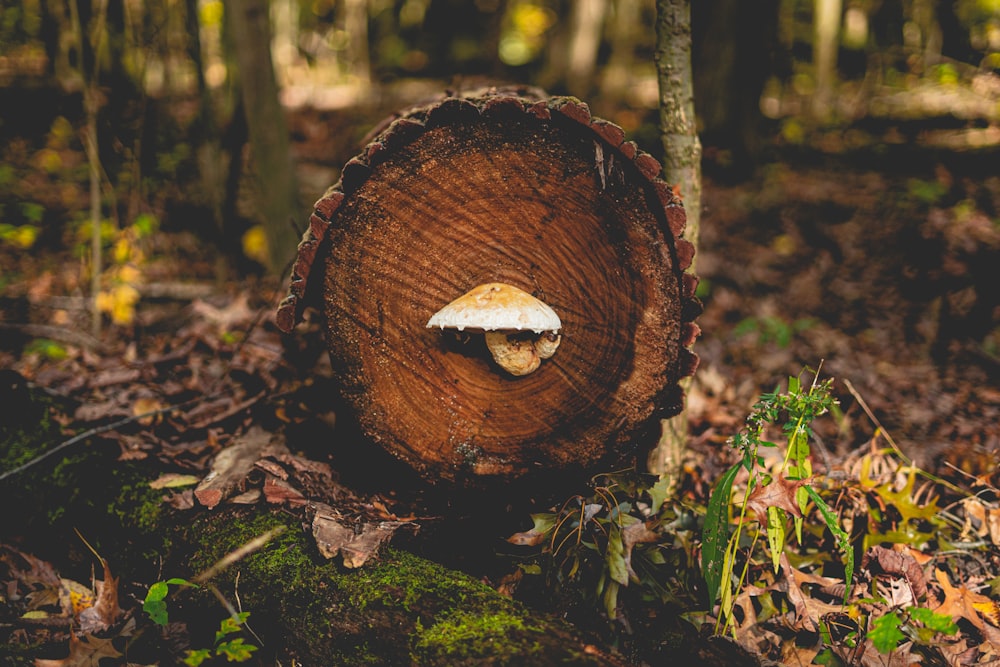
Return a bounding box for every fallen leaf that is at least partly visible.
[746,475,805,523]
[194,427,272,509]
[149,473,201,489]
[310,502,411,568]
[191,292,255,331]
[621,519,659,581]
[78,560,119,633]
[35,633,121,667]
[933,568,994,631]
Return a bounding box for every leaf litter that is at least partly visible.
[1,157,999,664]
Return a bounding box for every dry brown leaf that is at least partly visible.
[77,560,119,634]
[310,502,410,568]
[191,292,255,331]
[621,520,659,581]
[35,633,121,667]
[932,568,994,631]
[862,545,927,600]
[263,474,306,506]
[194,426,272,509]
[745,475,805,523]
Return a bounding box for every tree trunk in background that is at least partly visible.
[226,0,300,274]
[342,0,371,91]
[691,0,780,176]
[600,0,641,100]
[565,0,608,97]
[650,0,701,492]
[813,0,843,119]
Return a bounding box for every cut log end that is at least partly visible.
[278,88,700,483]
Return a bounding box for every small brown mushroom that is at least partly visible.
[426,282,562,376]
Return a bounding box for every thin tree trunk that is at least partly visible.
[650,0,701,492]
[226,0,300,274]
[813,0,842,119]
[565,0,608,97]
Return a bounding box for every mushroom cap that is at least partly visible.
[426,282,561,334]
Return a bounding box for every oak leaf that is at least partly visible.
[932,568,996,631]
[746,475,805,523]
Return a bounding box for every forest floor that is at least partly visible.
[1,102,1000,664]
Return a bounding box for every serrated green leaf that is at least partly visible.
[910,607,959,634]
[702,462,741,604]
[868,612,906,653]
[217,637,258,661]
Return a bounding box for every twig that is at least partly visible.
[842,378,910,464]
[2,267,294,482]
[843,378,967,497]
[0,402,187,482]
[191,526,286,585]
[0,322,108,352]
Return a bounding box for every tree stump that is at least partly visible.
[277,88,700,483]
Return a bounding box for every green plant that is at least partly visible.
[733,315,816,348]
[508,471,698,620]
[701,368,853,636]
[142,577,259,664]
[867,606,958,654]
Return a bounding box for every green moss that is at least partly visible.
[338,548,499,612]
[184,511,341,661]
[413,610,543,663]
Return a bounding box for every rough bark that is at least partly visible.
[277,89,700,484]
[650,0,701,487]
[226,0,300,273]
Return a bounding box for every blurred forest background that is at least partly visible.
[2,0,999,273]
[0,0,998,459]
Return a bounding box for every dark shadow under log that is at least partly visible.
[278,89,700,483]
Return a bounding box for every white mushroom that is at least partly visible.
[426,282,562,376]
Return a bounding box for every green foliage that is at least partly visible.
[733,315,816,348]
[142,577,197,626]
[702,368,853,633]
[907,178,948,204]
[509,471,699,621]
[868,606,958,654]
[143,578,258,664]
[23,338,68,360]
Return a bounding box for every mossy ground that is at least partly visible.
[182,509,605,665]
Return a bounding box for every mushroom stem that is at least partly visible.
[484,332,541,376]
[534,332,561,359]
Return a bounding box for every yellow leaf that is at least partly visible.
[149,473,201,489]
[116,264,142,284]
[112,237,131,264]
[242,225,269,265]
[99,284,140,326]
[13,225,38,249]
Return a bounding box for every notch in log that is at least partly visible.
[277,87,700,483]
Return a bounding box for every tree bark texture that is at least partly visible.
[277,89,700,484]
[226,0,300,273]
[651,0,701,482]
